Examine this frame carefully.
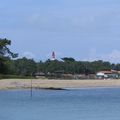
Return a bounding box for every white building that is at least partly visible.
[96,71,118,79]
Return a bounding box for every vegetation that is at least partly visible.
[37,59,112,75]
[1,38,120,79]
[0,38,18,74]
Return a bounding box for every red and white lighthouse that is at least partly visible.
[51,51,55,60]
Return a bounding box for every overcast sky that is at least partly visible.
[1,0,120,63]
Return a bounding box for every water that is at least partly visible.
[0,88,120,120]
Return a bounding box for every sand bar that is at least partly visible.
[1,79,120,90]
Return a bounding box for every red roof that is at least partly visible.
[99,71,113,74]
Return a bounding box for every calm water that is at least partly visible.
[0,88,120,120]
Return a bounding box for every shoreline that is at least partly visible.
[1,79,120,90]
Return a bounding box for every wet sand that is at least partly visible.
[0,79,120,90]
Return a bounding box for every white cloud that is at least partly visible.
[84,49,120,63]
[31,14,40,20]
[22,52,36,59]
[83,48,99,61]
[101,50,120,63]
[28,13,40,23]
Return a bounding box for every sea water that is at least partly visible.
[0,88,120,120]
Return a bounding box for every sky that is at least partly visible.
[0,0,120,63]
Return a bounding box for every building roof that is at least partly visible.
[98,71,118,74]
[98,71,113,74]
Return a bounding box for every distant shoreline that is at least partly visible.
[0,79,120,90]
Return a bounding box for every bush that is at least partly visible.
[0,74,35,79]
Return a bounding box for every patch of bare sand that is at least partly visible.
[0,79,120,90]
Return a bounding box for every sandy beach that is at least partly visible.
[0,79,120,90]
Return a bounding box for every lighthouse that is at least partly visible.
[51,51,55,61]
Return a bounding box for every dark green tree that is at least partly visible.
[0,38,18,58]
[62,57,75,62]
[0,38,18,74]
[14,57,37,76]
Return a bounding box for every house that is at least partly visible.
[34,72,45,78]
[96,70,119,79]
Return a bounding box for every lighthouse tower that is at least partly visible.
[51,51,55,61]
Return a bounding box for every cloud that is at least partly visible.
[22,52,36,59]
[101,50,120,63]
[31,14,40,21]
[26,11,97,33]
[84,49,120,63]
[25,6,120,35]
[27,13,41,23]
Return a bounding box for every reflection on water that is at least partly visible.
[0,88,120,120]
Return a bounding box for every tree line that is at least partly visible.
[1,38,120,78]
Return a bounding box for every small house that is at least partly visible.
[35,72,45,78]
[96,71,119,79]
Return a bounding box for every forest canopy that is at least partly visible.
[1,38,120,78]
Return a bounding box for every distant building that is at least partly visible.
[34,72,45,78]
[96,70,119,79]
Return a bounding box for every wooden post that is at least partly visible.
[30,73,33,98]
